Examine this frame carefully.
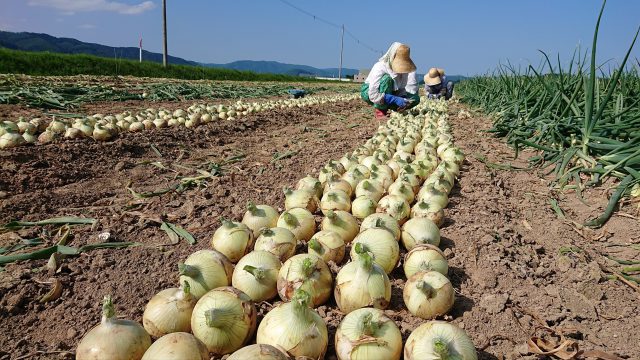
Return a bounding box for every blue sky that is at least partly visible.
[1,0,639,75]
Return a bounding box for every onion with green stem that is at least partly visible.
[351,196,377,220]
[403,271,454,319]
[76,295,151,360]
[211,220,254,263]
[411,200,445,227]
[241,202,279,238]
[342,168,367,190]
[404,321,477,360]
[142,281,197,338]
[297,175,323,198]
[141,332,208,360]
[334,308,402,360]
[320,189,351,215]
[388,180,416,204]
[232,251,282,302]
[369,171,393,190]
[335,243,391,313]
[359,213,401,241]
[417,184,449,209]
[355,179,384,202]
[324,175,353,198]
[178,249,233,299]
[350,228,399,274]
[284,187,319,213]
[256,289,328,360]
[227,344,288,360]
[276,208,315,242]
[277,254,333,307]
[191,287,257,355]
[254,227,297,262]
[376,195,411,225]
[320,210,359,243]
[401,217,441,251]
[308,230,345,264]
[404,244,448,278]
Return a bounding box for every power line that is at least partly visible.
[275,0,383,56]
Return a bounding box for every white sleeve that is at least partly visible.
[366,63,386,105]
[405,71,418,94]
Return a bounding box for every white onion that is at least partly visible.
[210,220,254,263]
[191,287,256,355]
[254,227,297,262]
[232,251,282,302]
[401,218,441,251]
[350,228,399,274]
[404,321,477,360]
[277,253,333,307]
[335,308,402,360]
[404,244,448,278]
[403,271,454,319]
[141,332,208,360]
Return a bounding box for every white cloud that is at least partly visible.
[27,0,156,15]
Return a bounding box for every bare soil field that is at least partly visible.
[0,96,638,359]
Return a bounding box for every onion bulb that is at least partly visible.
[350,228,399,274]
[388,180,416,204]
[341,168,367,190]
[335,243,390,313]
[308,230,345,264]
[417,185,449,209]
[335,308,402,360]
[325,175,353,197]
[401,218,441,251]
[276,208,315,242]
[277,254,333,307]
[241,202,279,237]
[284,187,319,213]
[359,213,400,241]
[404,244,448,278]
[404,321,477,360]
[376,195,410,225]
[411,200,445,227]
[232,250,281,302]
[403,271,454,319]
[320,210,358,243]
[191,287,256,355]
[0,130,25,149]
[227,344,288,360]
[210,220,254,263]
[297,175,323,198]
[76,295,151,360]
[142,281,197,338]
[254,227,297,262]
[141,332,208,360]
[320,189,351,215]
[355,180,384,202]
[179,250,233,299]
[351,196,377,220]
[257,289,328,360]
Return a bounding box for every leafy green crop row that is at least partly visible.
[458,0,640,227]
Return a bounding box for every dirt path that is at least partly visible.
[1,99,638,359]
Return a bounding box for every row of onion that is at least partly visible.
[75,98,478,360]
[0,93,358,149]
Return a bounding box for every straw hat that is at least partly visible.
[391,44,416,73]
[424,67,442,86]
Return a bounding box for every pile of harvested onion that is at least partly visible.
[0,94,358,149]
[75,98,477,360]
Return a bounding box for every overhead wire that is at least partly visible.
[275,0,384,56]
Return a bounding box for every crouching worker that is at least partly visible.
[360,42,420,119]
[424,67,454,100]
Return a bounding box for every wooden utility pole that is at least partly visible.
[162,0,168,67]
[338,24,344,79]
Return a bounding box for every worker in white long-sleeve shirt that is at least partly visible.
[424,67,454,100]
[360,42,420,119]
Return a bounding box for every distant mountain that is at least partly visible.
[0,31,197,66]
[0,31,359,77]
[204,60,358,78]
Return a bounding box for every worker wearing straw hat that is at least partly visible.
[424,67,454,100]
[361,42,420,119]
